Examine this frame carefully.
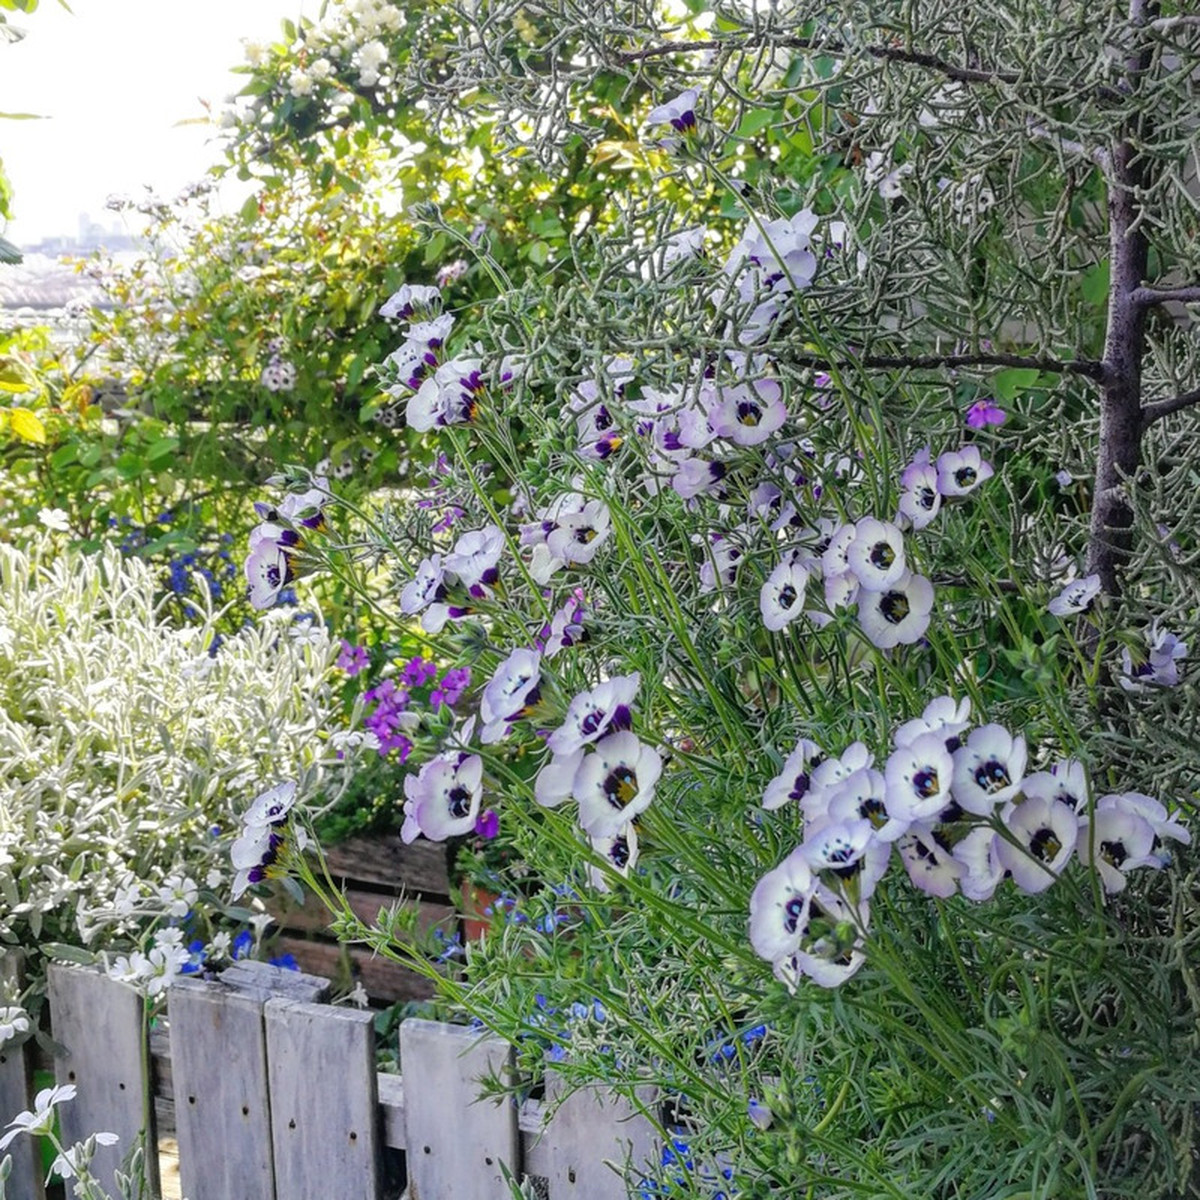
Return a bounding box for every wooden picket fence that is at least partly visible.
[0,957,661,1200]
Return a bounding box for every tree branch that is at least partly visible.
[785,350,1106,379]
[1151,14,1200,31]
[1130,285,1200,308]
[1140,385,1200,428]
[617,35,1021,87]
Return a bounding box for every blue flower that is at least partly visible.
[232,930,253,960]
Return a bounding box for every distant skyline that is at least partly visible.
[0,0,313,245]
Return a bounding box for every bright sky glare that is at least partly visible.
[1,0,312,245]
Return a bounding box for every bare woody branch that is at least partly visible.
[1130,285,1200,307]
[1140,384,1200,428]
[616,35,1021,87]
[784,350,1106,379]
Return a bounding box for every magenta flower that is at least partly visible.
[336,640,369,676]
[475,809,500,839]
[965,399,1007,429]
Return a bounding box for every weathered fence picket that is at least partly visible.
[46,963,161,1198]
[399,1019,517,1200]
[265,998,381,1200]
[0,956,42,1200]
[0,961,665,1200]
[169,979,277,1200]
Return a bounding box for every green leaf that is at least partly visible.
[735,107,781,139]
[49,442,77,468]
[1081,260,1109,307]
[527,240,550,266]
[40,943,97,966]
[239,193,260,223]
[145,436,179,463]
[0,111,46,120]
[992,367,1041,401]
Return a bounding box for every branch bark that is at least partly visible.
[1130,285,1200,307]
[1085,0,1157,599]
[617,35,1021,88]
[1140,385,1200,428]
[782,350,1104,379]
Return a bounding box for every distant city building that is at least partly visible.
[0,212,145,317]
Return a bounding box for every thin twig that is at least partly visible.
[1027,122,1112,171]
[1140,385,1200,428]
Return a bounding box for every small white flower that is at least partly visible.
[38,507,71,532]
[288,69,315,97]
[645,88,700,132]
[586,824,639,892]
[480,648,542,743]
[749,848,815,963]
[892,694,971,751]
[936,446,994,497]
[803,742,874,824]
[1096,792,1190,863]
[401,752,483,843]
[884,732,955,827]
[952,827,1005,902]
[997,792,1078,894]
[799,817,890,901]
[896,453,942,530]
[1077,804,1158,893]
[951,724,1027,815]
[845,517,907,592]
[0,1084,78,1149]
[824,767,902,841]
[573,732,662,839]
[865,150,913,199]
[444,524,505,590]
[547,673,640,756]
[0,1006,29,1045]
[545,500,612,568]
[708,379,787,446]
[1048,574,1101,617]
[857,571,934,649]
[244,781,298,827]
[760,556,809,631]
[534,749,584,808]
[400,555,446,615]
[773,887,868,989]
[762,739,825,811]
[897,824,962,897]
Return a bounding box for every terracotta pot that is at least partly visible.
[459,881,500,941]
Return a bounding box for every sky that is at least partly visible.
[0,0,314,246]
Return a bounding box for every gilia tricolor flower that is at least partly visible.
[574,731,663,839]
[856,571,934,649]
[762,738,825,811]
[401,741,484,844]
[760,554,809,631]
[951,724,1027,815]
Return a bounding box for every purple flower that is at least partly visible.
[402,656,439,688]
[431,505,465,534]
[475,809,500,839]
[965,399,1007,429]
[431,666,472,709]
[336,640,369,676]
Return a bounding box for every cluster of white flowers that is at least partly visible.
[751,695,1189,988]
[0,540,343,956]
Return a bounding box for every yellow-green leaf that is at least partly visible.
[10,407,46,443]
